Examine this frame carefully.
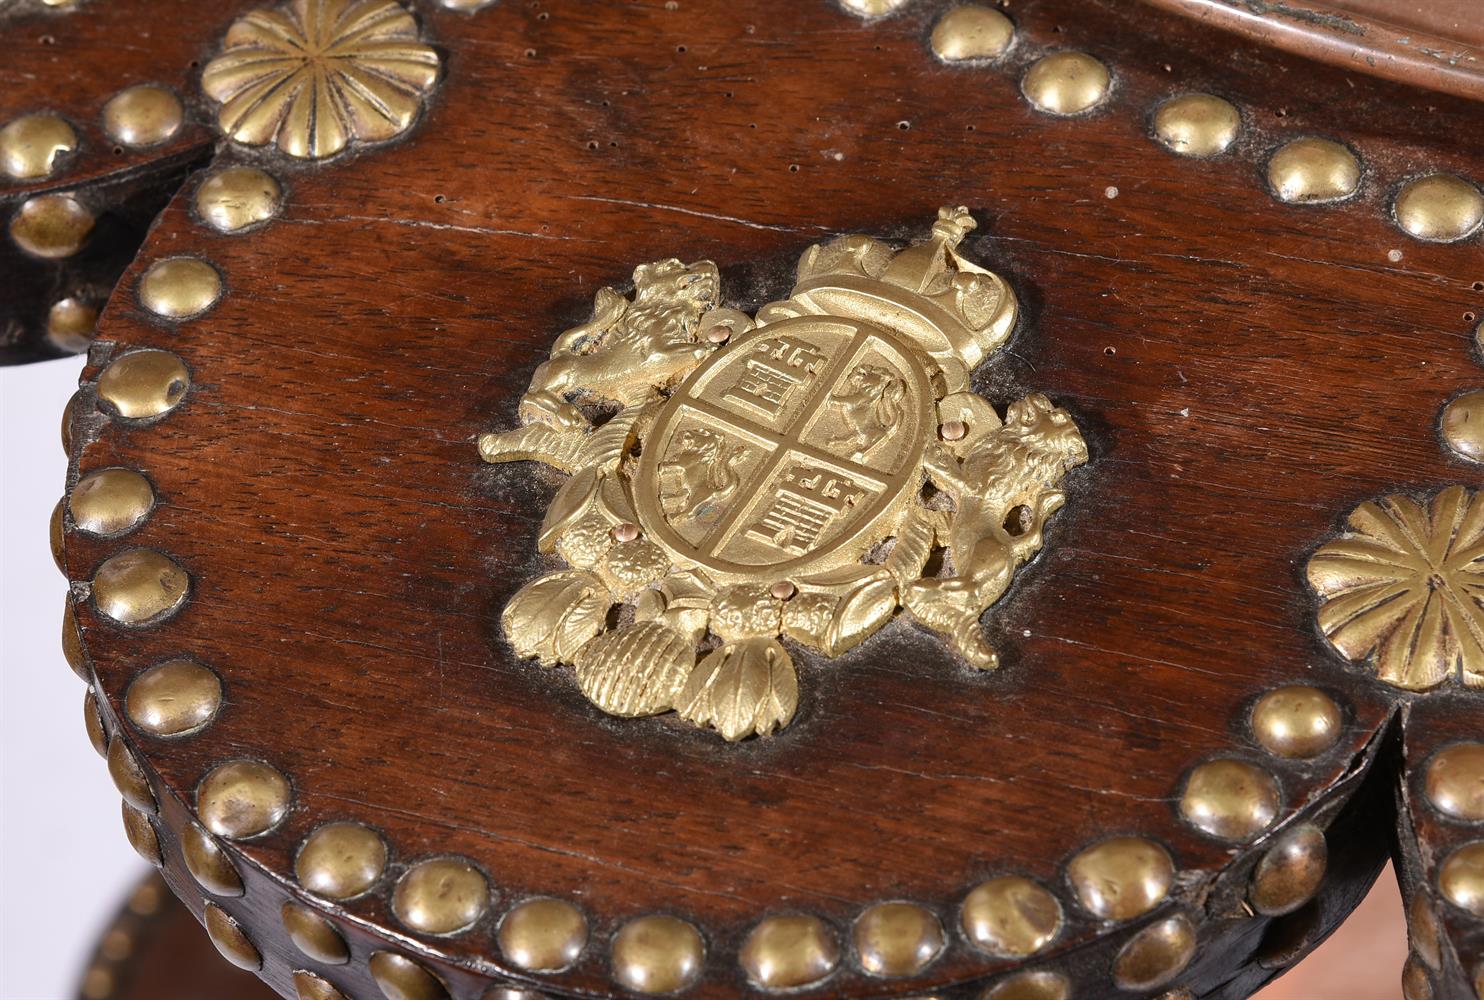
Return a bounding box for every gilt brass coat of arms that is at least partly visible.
[480,208,1087,740]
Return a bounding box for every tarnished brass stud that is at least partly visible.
[297,821,388,899]
[931,6,1014,63]
[1250,685,1341,758]
[83,690,108,756]
[0,113,77,180]
[1442,392,1484,464]
[102,84,184,148]
[62,390,80,454]
[138,257,222,320]
[392,857,490,935]
[47,298,98,354]
[1113,914,1197,991]
[369,951,449,1000]
[204,903,262,971]
[126,658,221,737]
[283,901,351,964]
[1021,52,1110,116]
[611,914,705,994]
[9,193,94,259]
[1403,955,1434,1000]
[97,350,190,420]
[70,469,155,537]
[120,801,161,865]
[196,166,283,233]
[182,822,244,896]
[980,970,1070,1000]
[293,971,350,1000]
[1266,138,1360,204]
[1153,94,1240,158]
[91,549,189,626]
[498,897,588,973]
[739,913,838,990]
[198,759,292,839]
[107,738,155,811]
[839,0,909,16]
[50,498,65,573]
[1409,895,1441,970]
[961,876,1063,957]
[1425,742,1484,822]
[62,599,87,680]
[1066,836,1174,921]
[940,420,968,441]
[1249,823,1326,916]
[1440,840,1484,916]
[1179,759,1280,841]
[852,901,944,977]
[1394,174,1484,243]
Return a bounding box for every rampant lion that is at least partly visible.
[659,427,745,527]
[827,363,906,459]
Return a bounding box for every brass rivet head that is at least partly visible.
[1153,93,1240,158]
[1394,174,1484,243]
[1267,138,1360,204]
[9,193,94,259]
[50,498,65,573]
[83,690,108,756]
[961,875,1063,957]
[611,914,705,994]
[940,420,968,441]
[1425,742,1484,822]
[369,951,450,1000]
[182,822,244,897]
[126,658,222,737]
[97,349,191,420]
[1066,836,1174,921]
[1409,895,1441,970]
[70,468,155,537]
[438,0,499,9]
[392,857,490,935]
[610,521,640,543]
[498,897,589,973]
[120,801,161,865]
[1113,915,1197,991]
[62,599,87,680]
[92,549,189,626]
[931,6,1015,63]
[1249,823,1326,916]
[297,821,389,899]
[0,113,77,180]
[283,901,351,964]
[839,0,910,16]
[851,901,944,978]
[62,390,80,455]
[47,297,98,354]
[980,970,1071,1000]
[198,759,292,840]
[1179,759,1280,841]
[1440,840,1484,916]
[204,903,262,971]
[1442,391,1484,464]
[103,84,184,148]
[196,166,284,233]
[769,580,797,601]
[739,913,839,990]
[1250,685,1341,758]
[138,257,222,320]
[107,738,156,811]
[1022,52,1110,116]
[292,971,350,1000]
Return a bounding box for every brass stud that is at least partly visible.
[102,84,184,148]
[1178,759,1280,841]
[1425,742,1484,822]
[940,420,968,441]
[611,914,705,994]
[50,498,65,573]
[62,390,80,454]
[1394,174,1484,243]
[97,350,190,420]
[204,903,262,971]
[126,658,221,737]
[1112,914,1197,991]
[62,599,87,680]
[1066,836,1174,921]
[196,166,283,233]
[739,913,838,990]
[1249,823,1326,916]
[0,113,77,180]
[9,193,94,259]
[369,951,449,1000]
[1021,52,1110,116]
[120,801,161,865]
[1439,840,1484,916]
[839,0,909,16]
[392,857,490,935]
[198,759,292,839]
[851,901,944,978]
[107,738,156,811]
[181,822,244,896]
[769,580,797,602]
[961,876,1063,957]
[293,971,350,1000]
[1266,138,1360,204]
[138,257,222,320]
[610,521,640,543]
[498,897,589,973]
[980,970,1071,1000]
[47,297,98,354]
[1153,93,1240,157]
[1409,895,1440,970]
[91,549,189,626]
[438,0,499,9]
[1403,954,1434,1000]
[283,901,351,964]
[1250,685,1341,759]
[297,821,388,899]
[83,690,108,756]
[1442,391,1484,464]
[70,469,155,537]
[930,6,1015,63]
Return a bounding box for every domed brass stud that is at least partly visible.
[369,951,449,1000]
[1179,759,1280,841]
[70,468,155,537]
[1266,138,1360,204]
[62,599,87,680]
[9,193,94,259]
[297,821,388,899]
[83,690,108,756]
[0,113,77,180]
[126,658,221,737]
[1153,93,1240,157]
[204,903,262,971]
[1394,174,1484,243]
[961,876,1063,957]
[851,901,944,978]
[47,297,98,354]
[1066,836,1174,921]
[1409,895,1440,969]
[50,498,65,573]
[181,822,244,896]
[1250,685,1341,759]
[980,970,1071,1000]
[102,84,184,148]
[120,801,161,864]
[96,349,190,420]
[292,971,349,1000]
[840,0,909,16]
[497,897,588,973]
[283,901,350,964]
[138,257,222,320]
[1425,742,1484,822]
[1442,392,1484,464]
[198,759,292,839]
[1021,52,1110,116]
[91,549,189,626]
[107,738,155,811]
[195,166,283,233]
[611,914,705,994]
[738,913,838,990]
[62,390,80,455]
[1249,823,1326,916]
[1403,954,1434,1000]
[392,857,490,936]
[930,6,1015,63]
[1440,840,1484,916]
[1113,914,1197,991]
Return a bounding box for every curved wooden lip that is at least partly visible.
[1136,0,1484,103]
